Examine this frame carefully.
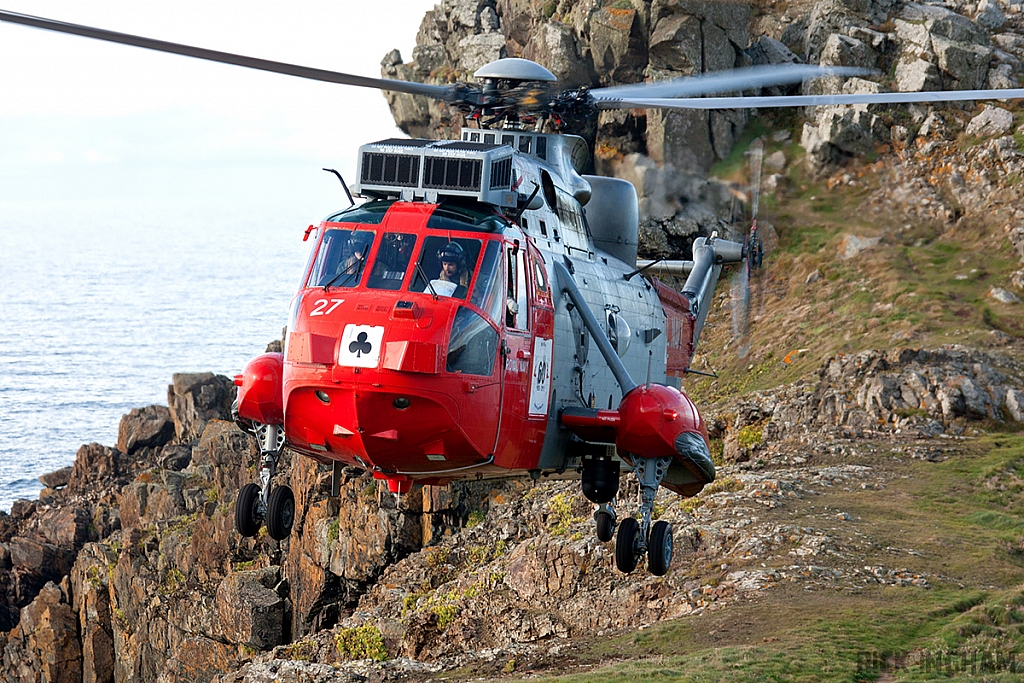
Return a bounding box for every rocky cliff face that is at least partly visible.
[380,0,1024,257]
[2,341,1023,682]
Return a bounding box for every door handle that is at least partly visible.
[517,349,532,360]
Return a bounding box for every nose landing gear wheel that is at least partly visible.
[234,483,262,538]
[266,485,295,540]
[615,516,640,573]
[648,520,673,576]
[596,510,616,542]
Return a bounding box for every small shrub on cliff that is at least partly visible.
[736,424,764,449]
[431,603,459,630]
[465,510,486,528]
[335,624,388,662]
[284,638,317,661]
[679,497,703,514]
[705,477,744,496]
[548,492,585,535]
[159,568,186,596]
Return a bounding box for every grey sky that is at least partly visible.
[0,0,437,228]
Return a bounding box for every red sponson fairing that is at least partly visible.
[235,353,285,425]
[239,202,554,489]
[559,383,710,490]
[615,384,708,459]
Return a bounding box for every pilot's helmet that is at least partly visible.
[437,242,466,269]
[346,232,372,257]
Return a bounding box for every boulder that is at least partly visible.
[894,58,942,92]
[649,14,702,72]
[976,0,1007,31]
[932,35,993,90]
[900,3,988,46]
[839,234,882,260]
[167,373,235,444]
[966,106,1015,137]
[215,567,286,650]
[590,7,647,83]
[117,405,175,455]
[819,33,878,69]
[988,63,1018,90]
[455,32,507,73]
[159,443,193,472]
[9,537,75,579]
[764,150,786,171]
[990,287,1021,303]
[523,21,593,86]
[38,466,73,490]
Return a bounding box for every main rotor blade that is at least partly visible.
[592,64,868,103]
[603,88,1024,110]
[0,9,458,101]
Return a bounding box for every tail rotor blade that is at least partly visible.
[730,265,751,360]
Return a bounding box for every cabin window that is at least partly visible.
[518,136,532,154]
[367,233,416,290]
[501,134,514,147]
[306,229,375,288]
[506,245,529,329]
[535,136,547,160]
[531,253,548,294]
[446,307,498,376]
[410,236,482,299]
[469,241,504,324]
[554,189,589,253]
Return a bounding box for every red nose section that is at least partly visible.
[235,353,285,425]
[616,384,705,458]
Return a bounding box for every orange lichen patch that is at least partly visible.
[598,7,635,31]
[595,142,622,161]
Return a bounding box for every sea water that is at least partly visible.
[0,212,311,512]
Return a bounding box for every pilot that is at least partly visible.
[334,233,370,286]
[427,242,469,297]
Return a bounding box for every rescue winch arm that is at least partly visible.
[553,260,637,396]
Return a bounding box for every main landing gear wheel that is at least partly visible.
[615,516,640,573]
[648,520,674,576]
[235,483,262,538]
[266,485,295,541]
[596,510,616,543]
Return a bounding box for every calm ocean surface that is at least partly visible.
[0,214,311,512]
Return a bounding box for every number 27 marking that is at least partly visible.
[310,299,344,316]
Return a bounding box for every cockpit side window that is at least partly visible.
[506,245,529,330]
[410,236,481,299]
[367,233,416,290]
[469,241,504,324]
[306,229,375,288]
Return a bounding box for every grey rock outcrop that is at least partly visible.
[168,373,235,444]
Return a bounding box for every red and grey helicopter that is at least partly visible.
[6,9,1024,576]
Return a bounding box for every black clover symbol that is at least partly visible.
[349,332,372,358]
[535,360,547,384]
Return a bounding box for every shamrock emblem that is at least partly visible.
[535,359,547,384]
[349,332,373,358]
